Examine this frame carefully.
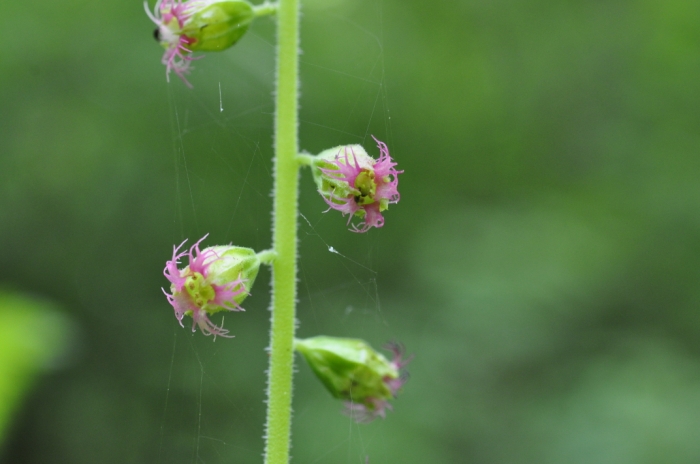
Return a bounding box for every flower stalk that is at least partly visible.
[264,0,299,461]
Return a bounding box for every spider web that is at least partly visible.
[155,1,399,462]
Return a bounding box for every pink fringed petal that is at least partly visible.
[383,342,412,396]
[322,189,360,216]
[192,307,233,338]
[349,203,384,233]
[146,0,203,87]
[343,398,393,423]
[162,288,194,328]
[341,342,412,422]
[187,233,222,277]
[384,341,413,370]
[161,36,201,87]
[159,0,199,28]
[371,136,402,205]
[163,238,188,291]
[319,147,364,188]
[211,276,248,312]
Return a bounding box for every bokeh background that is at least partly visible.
[2,0,700,462]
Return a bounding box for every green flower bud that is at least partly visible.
[295,336,411,422]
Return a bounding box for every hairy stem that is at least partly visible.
[264,0,299,462]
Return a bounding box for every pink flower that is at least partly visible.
[163,234,258,338]
[343,342,413,423]
[318,136,402,233]
[145,0,202,87]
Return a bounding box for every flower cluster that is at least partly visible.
[146,0,255,86]
[295,336,412,422]
[163,234,260,337]
[312,136,402,232]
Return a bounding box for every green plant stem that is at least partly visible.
[264,0,299,461]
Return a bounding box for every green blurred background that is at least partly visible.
[2,0,700,462]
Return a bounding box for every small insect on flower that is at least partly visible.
[163,234,261,337]
[295,336,412,422]
[145,0,255,86]
[311,136,402,233]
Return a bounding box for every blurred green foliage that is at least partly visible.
[0,291,70,448]
[2,0,700,462]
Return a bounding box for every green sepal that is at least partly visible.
[183,1,255,52]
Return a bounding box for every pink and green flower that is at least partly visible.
[163,234,260,337]
[312,136,402,232]
[295,336,412,422]
[145,0,255,86]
